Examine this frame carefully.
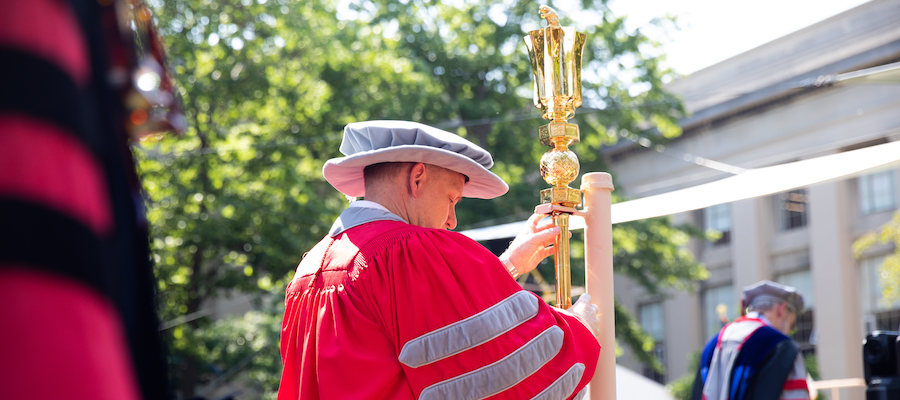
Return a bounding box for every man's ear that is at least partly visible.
[408,163,427,198]
[777,302,787,318]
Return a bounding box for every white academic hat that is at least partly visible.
[742,280,805,314]
[322,120,509,199]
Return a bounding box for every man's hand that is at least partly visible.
[499,213,567,277]
[568,293,600,336]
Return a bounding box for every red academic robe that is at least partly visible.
[278,219,600,399]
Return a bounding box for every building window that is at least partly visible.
[639,302,666,384]
[703,285,736,339]
[866,309,900,333]
[778,189,808,230]
[859,170,897,215]
[776,270,816,356]
[860,257,900,333]
[791,309,816,357]
[704,203,732,246]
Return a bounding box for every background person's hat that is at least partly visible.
[322,120,509,199]
[742,280,805,315]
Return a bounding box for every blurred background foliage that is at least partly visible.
[854,211,900,307]
[138,0,708,397]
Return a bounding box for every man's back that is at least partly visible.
[278,219,600,399]
[692,315,809,400]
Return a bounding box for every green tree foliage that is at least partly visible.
[141,0,705,396]
[176,311,283,398]
[607,217,707,372]
[853,211,900,306]
[667,351,700,400]
[140,0,347,395]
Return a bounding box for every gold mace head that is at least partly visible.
[523,5,587,122]
[525,6,585,208]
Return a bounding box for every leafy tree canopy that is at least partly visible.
[141,0,706,396]
[853,211,900,306]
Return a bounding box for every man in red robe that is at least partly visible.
[278,120,602,399]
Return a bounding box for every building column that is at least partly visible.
[665,210,703,380]
[732,197,772,302]
[664,289,702,380]
[809,181,865,400]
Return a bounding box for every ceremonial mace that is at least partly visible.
[524,5,586,309]
[525,6,616,398]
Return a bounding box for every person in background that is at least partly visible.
[692,280,811,400]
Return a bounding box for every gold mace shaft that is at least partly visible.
[553,212,572,308]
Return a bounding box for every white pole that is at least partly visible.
[582,172,615,400]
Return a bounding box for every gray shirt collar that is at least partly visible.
[328,200,407,237]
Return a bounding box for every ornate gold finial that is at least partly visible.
[524,6,586,208]
[539,5,560,27]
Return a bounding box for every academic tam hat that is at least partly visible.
[742,280,805,315]
[322,120,509,199]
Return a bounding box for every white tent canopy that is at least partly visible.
[460,139,900,241]
[614,364,675,400]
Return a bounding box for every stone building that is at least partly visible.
[607,1,900,399]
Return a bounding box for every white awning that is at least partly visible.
[613,364,675,400]
[460,139,900,241]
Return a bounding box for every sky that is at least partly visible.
[606,0,873,75]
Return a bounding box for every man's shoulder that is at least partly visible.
[747,324,791,342]
[344,219,434,243]
[738,323,794,363]
[345,220,481,254]
[293,221,444,279]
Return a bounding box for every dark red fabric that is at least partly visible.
[279,220,600,399]
[0,268,141,399]
[0,0,147,398]
[0,0,90,85]
[0,115,113,235]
